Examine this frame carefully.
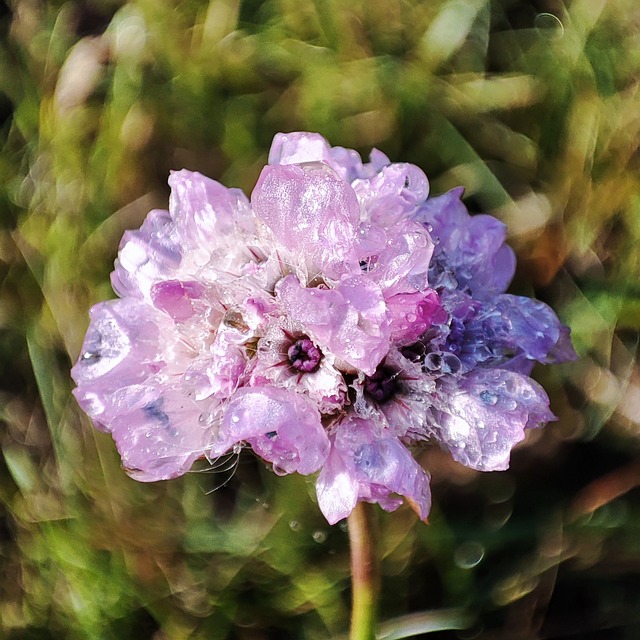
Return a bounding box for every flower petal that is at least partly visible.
[353,163,429,227]
[169,169,254,252]
[111,209,182,300]
[214,387,329,475]
[71,299,169,423]
[316,417,431,524]
[108,386,219,481]
[276,275,390,375]
[417,188,516,297]
[428,369,556,471]
[471,295,578,373]
[369,220,434,297]
[386,289,444,346]
[252,162,361,280]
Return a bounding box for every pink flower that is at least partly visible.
[72,132,575,524]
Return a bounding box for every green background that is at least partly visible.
[1,0,639,638]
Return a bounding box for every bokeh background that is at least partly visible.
[1,0,639,638]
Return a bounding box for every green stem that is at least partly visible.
[348,502,380,640]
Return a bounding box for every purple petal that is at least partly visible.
[111,209,182,300]
[251,162,361,280]
[71,300,168,423]
[150,280,205,322]
[108,386,219,481]
[429,369,556,471]
[168,169,254,254]
[479,295,578,368]
[353,163,429,226]
[387,290,445,346]
[276,275,390,375]
[214,387,329,475]
[316,417,431,524]
[416,188,516,297]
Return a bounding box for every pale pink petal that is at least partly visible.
[251,162,361,280]
[111,209,182,300]
[353,163,429,227]
[108,386,220,481]
[276,275,390,375]
[369,220,434,297]
[268,131,345,176]
[150,280,205,322]
[169,170,254,252]
[71,300,169,424]
[213,387,329,475]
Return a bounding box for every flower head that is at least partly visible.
[72,131,576,524]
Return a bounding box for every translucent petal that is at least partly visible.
[252,162,361,280]
[71,299,168,423]
[276,275,390,375]
[214,387,329,475]
[429,369,556,471]
[316,417,431,524]
[108,386,220,481]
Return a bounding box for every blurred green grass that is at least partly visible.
[1,0,640,638]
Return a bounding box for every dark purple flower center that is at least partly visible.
[364,365,400,405]
[287,337,322,373]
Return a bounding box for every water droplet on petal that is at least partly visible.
[480,390,499,405]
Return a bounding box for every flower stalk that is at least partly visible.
[348,502,380,640]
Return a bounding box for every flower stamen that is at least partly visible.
[287,337,322,373]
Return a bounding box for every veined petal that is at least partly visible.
[252,162,361,280]
[214,387,329,475]
[108,386,220,482]
[428,369,556,471]
[276,275,390,375]
[316,417,431,524]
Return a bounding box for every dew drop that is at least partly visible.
[231,415,240,423]
[199,412,215,426]
[535,12,564,39]
[480,390,499,406]
[289,520,301,532]
[454,541,485,569]
[312,530,327,544]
